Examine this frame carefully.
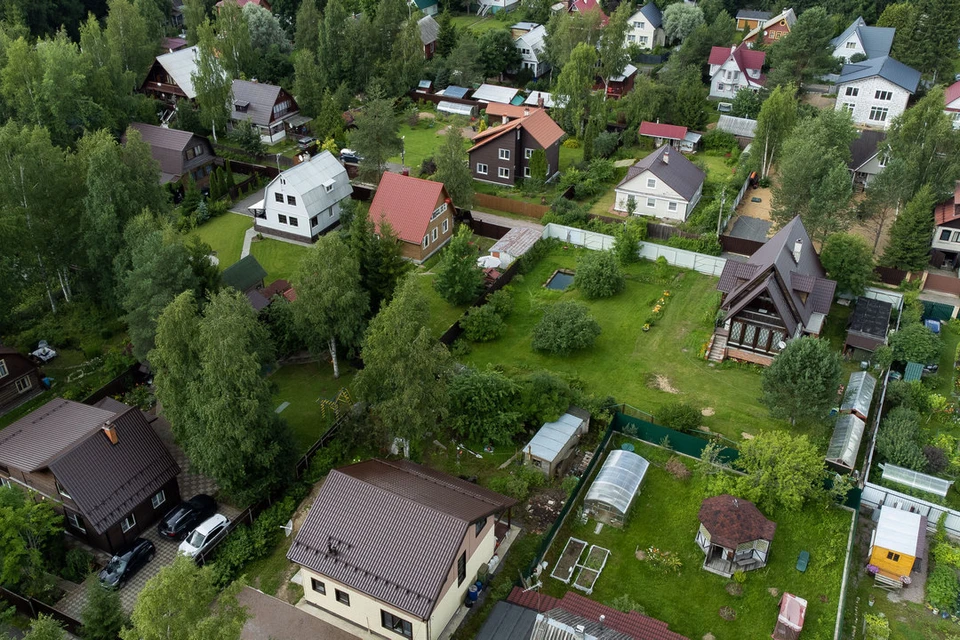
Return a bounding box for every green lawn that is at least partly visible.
[388,118,468,171]
[559,145,584,172]
[249,238,310,283]
[930,321,960,399]
[192,213,253,269]
[542,440,850,640]
[450,15,511,33]
[413,273,469,338]
[269,362,355,452]
[700,152,738,184]
[243,534,300,602]
[463,246,787,441]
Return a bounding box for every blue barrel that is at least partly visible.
[467,585,479,602]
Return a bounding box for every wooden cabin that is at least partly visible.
[868,507,926,587]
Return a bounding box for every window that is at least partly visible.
[524,148,534,159]
[843,102,856,113]
[15,377,31,393]
[457,551,467,586]
[121,513,136,533]
[886,551,901,562]
[869,106,889,122]
[668,201,678,212]
[0,360,7,378]
[381,611,412,638]
[498,167,510,179]
[310,215,319,227]
[0,477,10,488]
[647,178,656,188]
[151,490,166,509]
[953,232,960,243]
[290,217,299,227]
[422,235,429,249]
[442,219,449,233]
[287,195,296,206]
[430,203,448,220]
[844,86,859,97]
[627,34,635,42]
[875,90,892,101]
[941,229,952,241]
[639,36,648,46]
[278,214,288,224]
[475,517,486,536]
[311,578,326,595]
[646,197,656,208]
[476,163,488,175]
[324,183,334,193]
[335,589,350,606]
[845,41,857,49]
[432,227,438,241]
[523,166,531,178]
[57,481,71,499]
[717,83,725,91]
[274,193,284,203]
[67,513,85,533]
[498,148,510,160]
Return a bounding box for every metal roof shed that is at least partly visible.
[523,410,589,477]
[825,413,865,472]
[436,101,477,118]
[882,463,954,497]
[441,85,470,99]
[840,371,876,421]
[472,83,519,104]
[584,450,649,528]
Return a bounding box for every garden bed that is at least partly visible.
[572,544,610,594]
[550,537,587,583]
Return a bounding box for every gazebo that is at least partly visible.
[696,495,776,577]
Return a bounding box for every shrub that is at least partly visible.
[657,402,701,431]
[702,129,738,153]
[864,613,890,640]
[532,301,601,355]
[927,564,960,609]
[561,475,580,496]
[665,456,691,481]
[593,131,620,158]
[889,322,942,364]
[486,288,514,318]
[614,220,643,265]
[61,548,94,583]
[925,445,950,474]
[488,472,532,501]
[876,406,926,471]
[606,594,645,614]
[460,304,506,342]
[575,251,625,299]
[517,238,559,274]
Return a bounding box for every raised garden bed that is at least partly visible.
[551,537,587,583]
[571,544,610,595]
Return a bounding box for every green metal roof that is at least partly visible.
[222,255,267,292]
[413,0,437,8]
[904,362,923,382]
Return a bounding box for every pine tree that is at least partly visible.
[224,159,235,187]
[883,184,937,271]
[80,580,127,640]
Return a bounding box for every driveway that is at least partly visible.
[238,587,361,640]
[230,191,265,216]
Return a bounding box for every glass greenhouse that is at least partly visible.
[840,371,876,420]
[583,450,649,528]
[825,413,865,471]
[436,101,477,118]
[882,463,953,498]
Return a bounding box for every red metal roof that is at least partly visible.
[569,0,609,25]
[708,44,765,72]
[369,172,450,244]
[638,121,688,141]
[945,81,960,108]
[486,103,538,120]
[470,109,565,153]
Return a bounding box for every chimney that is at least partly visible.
[523,107,530,117]
[662,148,670,164]
[102,421,118,446]
[537,94,544,109]
[792,239,802,262]
[731,45,736,54]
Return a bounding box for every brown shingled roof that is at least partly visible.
[699,494,776,550]
[470,109,564,153]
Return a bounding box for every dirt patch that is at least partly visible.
[701,407,715,416]
[274,483,325,603]
[552,538,587,581]
[718,606,736,621]
[702,634,716,640]
[418,111,436,119]
[732,186,773,222]
[635,549,647,561]
[654,374,679,394]
[725,583,743,596]
[525,488,566,535]
[741,432,755,440]
[768,587,780,598]
[819,594,828,604]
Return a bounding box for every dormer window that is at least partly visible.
[57,481,71,500]
[234,101,249,113]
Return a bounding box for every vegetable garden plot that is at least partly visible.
[572,544,610,595]
[551,537,587,583]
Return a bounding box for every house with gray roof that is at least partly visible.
[710,216,837,365]
[831,17,895,62]
[418,15,439,59]
[625,3,664,50]
[848,129,887,190]
[249,150,352,242]
[834,56,920,129]
[614,146,705,221]
[514,24,548,78]
[126,122,217,189]
[230,80,301,144]
[288,459,516,640]
[0,398,180,553]
[140,46,202,106]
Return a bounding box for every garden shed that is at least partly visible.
[868,507,926,586]
[844,297,891,353]
[825,413,865,472]
[523,408,590,477]
[772,593,807,640]
[583,450,649,528]
[437,101,477,118]
[840,371,876,421]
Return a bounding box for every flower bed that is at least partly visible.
[551,537,587,583]
[644,290,671,331]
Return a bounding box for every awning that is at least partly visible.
[247,199,265,215]
[285,114,313,127]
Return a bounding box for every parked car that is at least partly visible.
[297,136,317,151]
[98,538,155,589]
[340,148,362,164]
[158,494,217,541]
[178,513,231,559]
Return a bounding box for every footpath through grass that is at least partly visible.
[192,213,252,269]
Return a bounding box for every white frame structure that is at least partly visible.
[881,464,954,498]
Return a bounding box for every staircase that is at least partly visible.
[707,330,728,363]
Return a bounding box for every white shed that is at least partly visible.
[523,408,590,476]
[489,227,542,268]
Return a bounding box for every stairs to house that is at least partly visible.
[477,3,491,16]
[707,331,728,363]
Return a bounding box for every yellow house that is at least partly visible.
[868,507,926,584]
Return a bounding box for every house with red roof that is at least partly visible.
[945,81,960,129]
[369,172,455,263]
[637,121,701,153]
[568,0,609,27]
[932,181,960,269]
[468,109,565,186]
[708,44,766,100]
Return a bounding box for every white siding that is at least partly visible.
[933,225,960,253]
[833,33,864,61]
[624,12,664,49]
[612,169,698,222]
[709,59,760,99]
[834,76,910,129]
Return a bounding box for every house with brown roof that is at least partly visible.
[468,109,565,186]
[696,495,776,578]
[231,80,301,144]
[613,146,705,221]
[287,459,516,640]
[932,181,960,269]
[742,7,796,47]
[126,122,217,189]
[369,172,455,263]
[0,398,180,553]
[710,216,836,366]
[0,348,42,417]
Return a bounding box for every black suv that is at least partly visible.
[98,538,155,589]
[157,494,217,541]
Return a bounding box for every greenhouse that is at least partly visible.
[825,413,865,472]
[881,463,954,498]
[436,101,477,118]
[583,449,649,528]
[840,371,876,421]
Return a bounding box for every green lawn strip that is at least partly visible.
[540,440,848,640]
[559,146,584,172]
[588,187,617,216]
[699,153,738,185]
[249,238,310,284]
[387,120,457,171]
[192,213,253,269]
[0,392,53,430]
[931,322,960,399]
[463,246,787,441]
[449,15,511,34]
[414,273,469,338]
[243,534,296,598]
[269,363,355,452]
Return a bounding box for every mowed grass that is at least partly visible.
[388,119,470,172]
[450,15,511,33]
[192,213,252,269]
[250,238,310,284]
[464,246,786,441]
[414,273,470,339]
[542,440,851,640]
[269,362,355,452]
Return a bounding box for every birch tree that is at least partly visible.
[597,3,631,98]
[194,19,231,141]
[754,86,797,179]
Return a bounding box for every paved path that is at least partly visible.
[230,191,266,216]
[239,587,361,640]
[241,227,257,259]
[471,210,545,232]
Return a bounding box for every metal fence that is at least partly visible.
[612,412,740,463]
[861,482,960,539]
[637,243,728,277]
[542,223,616,250]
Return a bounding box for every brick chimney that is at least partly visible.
[662,148,670,164]
[537,94,544,109]
[102,421,118,445]
[523,107,530,117]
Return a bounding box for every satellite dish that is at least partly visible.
[280,519,293,537]
[777,341,787,350]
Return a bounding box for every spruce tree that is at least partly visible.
[882,184,937,271]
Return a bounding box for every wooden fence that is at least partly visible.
[719,234,764,256]
[82,363,141,405]
[213,144,293,169]
[474,193,549,218]
[0,588,86,637]
[874,266,907,286]
[467,217,512,240]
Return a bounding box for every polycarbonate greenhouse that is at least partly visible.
[436,101,477,118]
[840,371,877,421]
[583,450,649,528]
[882,463,954,498]
[825,413,865,471]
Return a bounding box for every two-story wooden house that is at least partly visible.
[126,122,218,189]
[613,146,705,221]
[288,459,515,640]
[735,9,772,32]
[467,109,564,186]
[742,8,796,47]
[140,46,201,108]
[230,80,300,144]
[932,181,960,269]
[0,398,180,554]
[513,23,549,78]
[625,3,665,50]
[0,348,42,417]
[369,172,455,263]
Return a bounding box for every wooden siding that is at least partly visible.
[0,370,42,415]
[869,545,915,579]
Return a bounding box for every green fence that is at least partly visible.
[612,413,740,464]
[922,300,956,322]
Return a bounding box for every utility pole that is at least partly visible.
[716,187,727,236]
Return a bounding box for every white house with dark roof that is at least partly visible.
[708,44,766,99]
[625,3,665,50]
[288,459,516,640]
[831,17,895,62]
[945,81,960,129]
[614,146,705,221]
[834,56,920,128]
[230,80,300,144]
[848,129,887,190]
[249,151,352,242]
[514,24,548,78]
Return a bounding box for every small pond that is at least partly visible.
[545,270,575,290]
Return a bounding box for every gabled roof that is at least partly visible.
[48,405,179,535]
[534,609,634,640]
[610,63,638,83]
[469,109,565,152]
[837,56,920,93]
[639,121,688,141]
[744,7,796,42]
[265,150,351,216]
[222,255,267,291]
[616,145,706,202]
[288,459,515,620]
[717,115,758,138]
[486,103,536,120]
[935,181,960,226]
[418,14,439,45]
[162,36,188,52]
[699,494,776,548]
[490,226,542,257]
[476,601,538,640]
[0,399,116,472]
[441,85,470,99]
[369,172,449,244]
[154,46,201,99]
[525,412,586,463]
[127,122,205,183]
[874,507,924,557]
[516,24,547,54]
[472,83,520,104]
[638,3,662,28]
[709,43,766,76]
[945,81,960,109]
[831,17,895,59]
[736,9,772,21]
[231,80,290,127]
[848,129,887,172]
[524,91,555,108]
[569,0,609,26]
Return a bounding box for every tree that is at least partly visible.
[346,205,409,313]
[194,19,232,141]
[657,401,702,431]
[663,3,704,43]
[575,250,625,299]
[820,233,874,296]
[878,2,917,61]
[435,11,457,56]
[753,86,796,178]
[731,87,763,119]
[532,301,602,355]
[230,119,265,157]
[433,127,473,209]
[733,431,826,512]
[478,29,522,79]
[460,304,506,342]
[597,3,631,96]
[292,234,369,378]
[317,0,350,90]
[882,184,937,270]
[444,32,485,87]
[448,368,524,444]
[760,336,842,425]
[213,1,252,78]
[381,19,426,98]
[876,406,926,470]
[292,50,324,118]
[80,580,126,640]
[889,322,942,363]
[120,557,248,640]
[294,0,321,52]
[355,276,453,447]
[766,7,838,92]
[554,42,598,137]
[670,65,708,130]
[105,0,153,88]
[893,0,960,80]
[183,0,206,45]
[348,87,400,182]
[434,226,484,305]
[0,486,63,598]
[613,219,642,265]
[544,10,603,71]
[23,616,65,640]
[244,3,290,53]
